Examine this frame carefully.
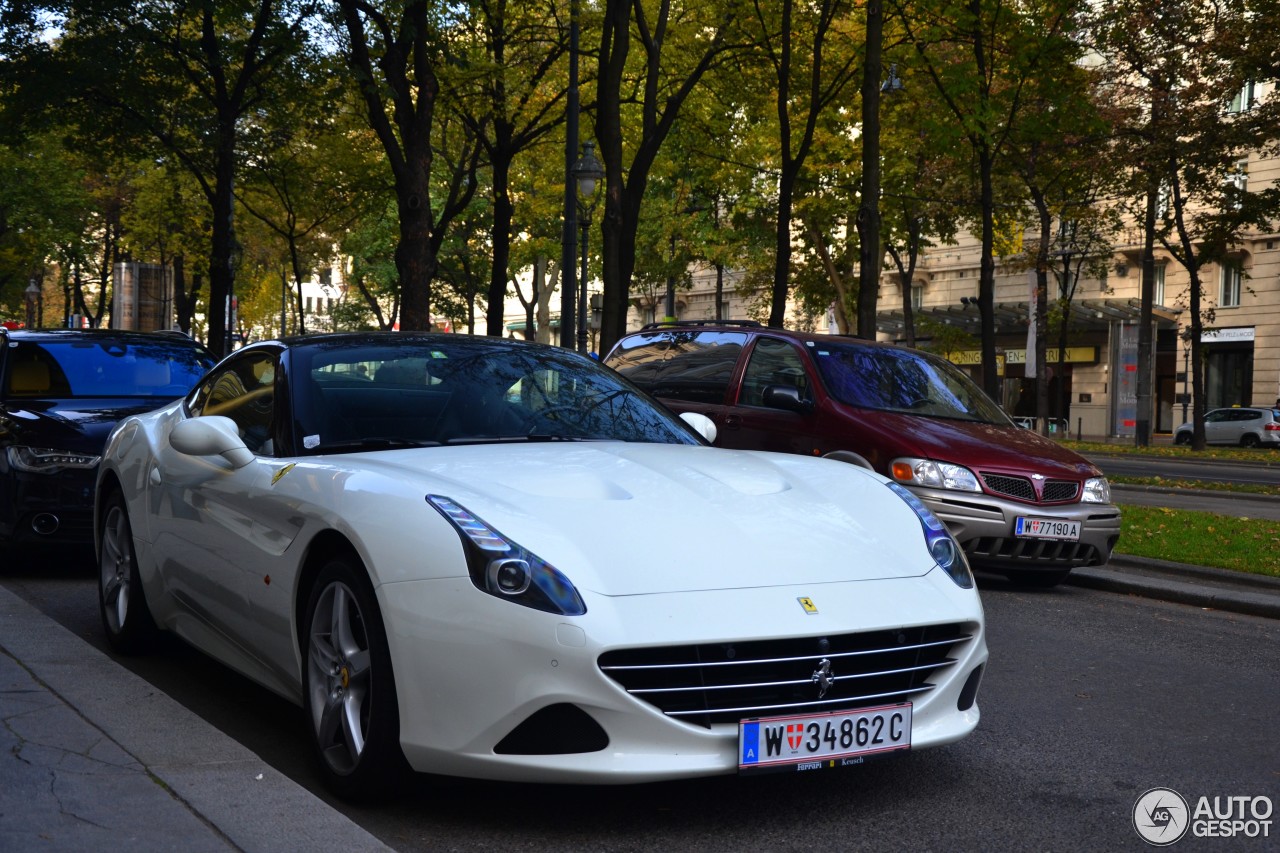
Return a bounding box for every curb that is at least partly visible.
[1067,555,1280,620]
[1110,483,1280,504]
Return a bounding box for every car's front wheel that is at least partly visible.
[98,491,158,654]
[1174,431,1192,445]
[303,556,409,800]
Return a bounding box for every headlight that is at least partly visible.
[886,481,973,589]
[427,495,587,616]
[1081,476,1111,504]
[889,457,981,492]
[6,446,101,474]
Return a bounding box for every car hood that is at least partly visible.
[2,398,175,454]
[852,410,1102,479]
[356,442,938,596]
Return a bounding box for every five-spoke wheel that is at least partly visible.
[97,491,156,654]
[303,557,408,799]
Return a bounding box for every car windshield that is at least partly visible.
[5,339,213,398]
[293,340,702,451]
[809,340,1011,424]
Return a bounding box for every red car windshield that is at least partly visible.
[810,341,1011,424]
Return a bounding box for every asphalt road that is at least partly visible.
[3,554,1277,851]
[1089,452,1280,488]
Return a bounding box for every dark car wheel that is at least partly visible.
[1174,432,1192,445]
[1241,434,1260,448]
[98,491,158,654]
[303,556,409,800]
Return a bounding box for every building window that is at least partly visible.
[305,296,313,314]
[1154,264,1166,306]
[911,283,923,311]
[1220,264,1242,308]
[1228,81,1256,113]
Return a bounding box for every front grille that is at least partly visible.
[980,472,1079,504]
[964,536,1101,568]
[1042,481,1080,502]
[981,473,1034,501]
[598,623,972,729]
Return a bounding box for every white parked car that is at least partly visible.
[95,333,987,799]
[1173,407,1280,447]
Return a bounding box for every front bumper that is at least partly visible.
[379,569,987,784]
[915,487,1121,573]
[0,467,97,547]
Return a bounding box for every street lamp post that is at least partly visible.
[559,0,582,349]
[571,142,605,355]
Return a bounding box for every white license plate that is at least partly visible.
[1015,516,1081,541]
[738,703,911,773]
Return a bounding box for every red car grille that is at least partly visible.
[980,473,1079,504]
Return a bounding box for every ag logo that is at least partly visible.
[1133,787,1190,846]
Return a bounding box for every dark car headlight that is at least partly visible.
[6,446,101,474]
[427,495,587,616]
[886,481,973,589]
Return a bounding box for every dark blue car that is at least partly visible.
[1,328,215,550]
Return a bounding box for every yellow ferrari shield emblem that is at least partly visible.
[797,597,818,615]
[271,463,296,486]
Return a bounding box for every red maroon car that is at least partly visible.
[605,321,1120,587]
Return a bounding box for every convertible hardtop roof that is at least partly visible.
[267,330,566,354]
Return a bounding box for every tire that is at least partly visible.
[98,491,158,654]
[1241,434,1260,448]
[303,556,409,801]
[1005,568,1073,588]
[1174,432,1191,446]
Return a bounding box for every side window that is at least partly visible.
[607,331,746,404]
[1204,410,1226,423]
[189,352,278,455]
[740,337,810,408]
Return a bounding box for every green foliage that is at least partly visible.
[1117,504,1280,578]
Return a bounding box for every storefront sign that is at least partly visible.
[949,347,1096,365]
[1201,327,1255,343]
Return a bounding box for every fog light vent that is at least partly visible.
[494,703,608,755]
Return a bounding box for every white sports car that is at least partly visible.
[95,333,987,799]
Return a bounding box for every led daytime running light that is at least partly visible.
[427,495,508,551]
[886,481,973,589]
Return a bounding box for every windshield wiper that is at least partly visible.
[314,437,442,452]
[443,434,600,445]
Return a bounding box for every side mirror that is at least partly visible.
[762,384,812,414]
[679,411,718,444]
[170,416,254,469]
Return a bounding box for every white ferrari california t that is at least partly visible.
[95,332,987,799]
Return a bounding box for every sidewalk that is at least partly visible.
[0,583,391,852]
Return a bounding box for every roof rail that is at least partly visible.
[639,319,763,331]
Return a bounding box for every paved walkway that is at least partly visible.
[0,584,391,852]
